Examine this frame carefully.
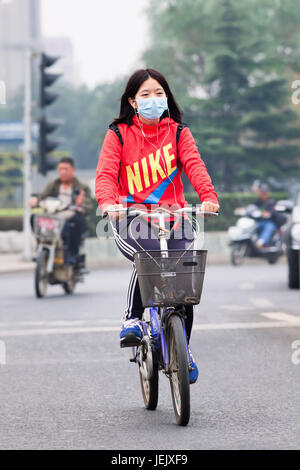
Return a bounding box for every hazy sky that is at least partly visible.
[41,0,150,88]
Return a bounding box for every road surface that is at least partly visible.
[0,261,300,449]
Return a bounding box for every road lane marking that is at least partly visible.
[193,321,300,331]
[261,312,300,323]
[1,321,300,337]
[249,297,274,309]
[220,305,251,311]
[0,320,121,328]
[239,283,255,290]
[0,326,121,337]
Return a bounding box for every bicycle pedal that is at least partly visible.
[120,333,142,348]
[129,357,137,363]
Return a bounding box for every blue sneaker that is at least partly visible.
[120,318,143,348]
[188,346,199,384]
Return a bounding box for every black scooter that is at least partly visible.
[227,203,287,266]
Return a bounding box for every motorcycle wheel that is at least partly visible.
[62,275,76,294]
[267,253,280,265]
[231,242,247,266]
[35,249,49,298]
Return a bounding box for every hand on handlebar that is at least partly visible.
[103,204,126,221]
[200,201,220,216]
[75,190,85,207]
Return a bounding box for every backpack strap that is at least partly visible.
[176,122,187,145]
[110,122,187,147]
[109,123,124,146]
[109,121,187,186]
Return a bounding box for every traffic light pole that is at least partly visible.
[23,46,32,261]
[38,53,61,175]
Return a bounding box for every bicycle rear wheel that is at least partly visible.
[167,314,190,426]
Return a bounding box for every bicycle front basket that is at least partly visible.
[133,249,207,308]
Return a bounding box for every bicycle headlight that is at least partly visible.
[291,223,300,242]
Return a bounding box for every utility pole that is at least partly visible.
[23,46,32,261]
[1,0,41,261]
[22,0,36,261]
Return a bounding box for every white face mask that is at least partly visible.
[137,97,168,121]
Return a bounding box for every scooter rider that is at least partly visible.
[29,157,92,264]
[253,182,286,248]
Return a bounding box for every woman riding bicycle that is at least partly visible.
[95,68,219,384]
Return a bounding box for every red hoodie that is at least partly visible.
[95,115,218,210]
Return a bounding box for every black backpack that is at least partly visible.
[109,122,187,147]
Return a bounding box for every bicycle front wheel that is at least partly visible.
[167,314,190,426]
[35,248,49,298]
[137,335,159,410]
[139,363,159,411]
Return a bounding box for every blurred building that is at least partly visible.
[0,0,41,99]
[0,0,80,101]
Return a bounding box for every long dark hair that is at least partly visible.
[112,68,183,126]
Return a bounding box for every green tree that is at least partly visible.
[144,0,300,190]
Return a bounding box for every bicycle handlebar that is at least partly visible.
[104,206,219,218]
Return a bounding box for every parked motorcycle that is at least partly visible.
[228,202,290,266]
[33,197,87,298]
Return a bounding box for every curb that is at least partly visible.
[0,232,287,274]
[0,254,287,275]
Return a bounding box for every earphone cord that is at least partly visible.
[134,108,179,207]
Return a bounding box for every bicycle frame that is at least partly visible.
[143,306,189,374]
